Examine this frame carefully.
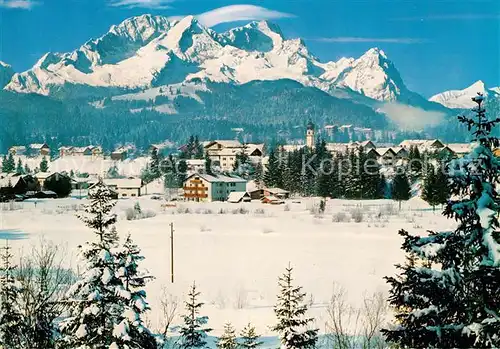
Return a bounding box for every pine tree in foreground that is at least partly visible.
[0,243,24,349]
[239,322,263,348]
[179,282,212,348]
[113,234,157,349]
[382,94,500,347]
[58,181,125,348]
[216,322,238,349]
[271,265,318,349]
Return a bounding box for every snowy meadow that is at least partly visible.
[0,195,456,346]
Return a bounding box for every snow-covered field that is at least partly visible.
[0,196,456,345]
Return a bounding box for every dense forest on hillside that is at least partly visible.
[1,79,496,153]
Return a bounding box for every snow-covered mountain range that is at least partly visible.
[4,14,437,109]
[429,80,500,109]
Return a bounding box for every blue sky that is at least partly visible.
[0,0,498,97]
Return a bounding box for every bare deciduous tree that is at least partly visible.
[158,287,179,338]
[325,283,387,349]
[15,239,75,349]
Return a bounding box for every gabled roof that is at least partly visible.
[399,139,444,149]
[0,174,24,188]
[446,143,472,154]
[376,147,397,156]
[204,140,243,149]
[35,172,73,181]
[227,191,250,203]
[245,143,265,156]
[35,172,53,180]
[30,143,49,149]
[359,140,376,148]
[9,145,26,151]
[392,146,408,155]
[185,173,246,184]
[264,187,289,195]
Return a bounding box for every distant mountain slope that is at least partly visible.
[0,61,14,89]
[0,79,391,153]
[429,80,500,109]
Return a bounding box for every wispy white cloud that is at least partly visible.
[171,5,295,27]
[109,0,173,9]
[394,14,500,21]
[381,103,446,130]
[0,0,38,9]
[312,37,427,44]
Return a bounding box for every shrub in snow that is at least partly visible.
[284,204,290,212]
[239,322,263,348]
[231,207,249,215]
[0,201,22,211]
[382,94,500,347]
[234,287,248,309]
[378,203,397,217]
[332,211,348,223]
[271,265,318,349]
[125,206,157,221]
[216,322,238,349]
[177,205,191,214]
[253,208,265,215]
[349,208,364,223]
[178,282,212,348]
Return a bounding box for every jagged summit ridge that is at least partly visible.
[5,14,417,105]
[430,80,500,109]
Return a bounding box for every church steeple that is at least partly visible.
[306,121,315,149]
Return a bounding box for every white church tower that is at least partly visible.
[306,121,315,149]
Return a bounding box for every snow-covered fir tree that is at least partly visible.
[0,243,24,349]
[150,148,161,179]
[422,162,449,211]
[271,265,318,349]
[239,322,263,349]
[39,156,49,172]
[58,181,127,348]
[391,170,411,209]
[178,282,212,348]
[113,234,157,348]
[263,148,282,188]
[216,322,237,349]
[382,93,500,347]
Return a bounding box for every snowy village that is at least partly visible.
[0,1,499,348]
